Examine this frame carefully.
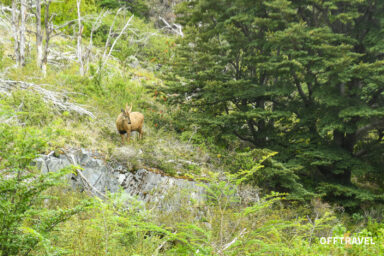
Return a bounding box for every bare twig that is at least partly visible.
[217,228,247,254]
[159,16,183,37]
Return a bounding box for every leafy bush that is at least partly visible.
[1,90,54,126]
[0,125,91,256]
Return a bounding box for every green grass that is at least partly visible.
[1,7,384,256]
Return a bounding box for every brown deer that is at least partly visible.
[116,103,144,144]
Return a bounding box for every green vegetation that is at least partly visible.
[0,125,91,256]
[0,0,383,255]
[163,0,384,211]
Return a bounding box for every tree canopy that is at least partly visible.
[164,0,384,210]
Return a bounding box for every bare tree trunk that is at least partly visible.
[35,0,42,68]
[76,0,84,76]
[11,0,20,66]
[41,0,52,76]
[19,0,26,66]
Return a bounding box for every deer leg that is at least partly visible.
[120,134,125,144]
[126,131,131,143]
[139,128,143,139]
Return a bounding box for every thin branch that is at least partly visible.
[293,74,309,104]
[217,228,247,254]
[102,8,122,61]
[66,154,107,199]
[84,10,108,73]
[102,14,134,68]
[233,130,256,145]
[159,16,184,37]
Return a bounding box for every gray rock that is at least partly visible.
[34,148,205,211]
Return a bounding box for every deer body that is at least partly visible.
[116,104,144,143]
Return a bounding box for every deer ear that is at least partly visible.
[121,109,125,113]
[128,103,133,113]
[125,103,129,113]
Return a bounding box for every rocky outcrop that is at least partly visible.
[34,148,204,211]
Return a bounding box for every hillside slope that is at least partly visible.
[1,2,384,255]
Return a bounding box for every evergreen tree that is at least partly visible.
[164,0,384,209]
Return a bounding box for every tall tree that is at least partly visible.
[35,0,42,68]
[76,0,84,76]
[11,0,26,66]
[165,0,384,209]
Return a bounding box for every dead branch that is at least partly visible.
[66,154,107,199]
[0,79,95,118]
[48,48,77,62]
[84,10,108,73]
[103,14,134,65]
[159,16,183,37]
[217,228,247,255]
[97,10,133,73]
[0,4,34,17]
[102,8,122,62]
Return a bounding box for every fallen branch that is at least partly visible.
[0,79,95,118]
[217,228,247,254]
[159,16,183,37]
[66,154,107,199]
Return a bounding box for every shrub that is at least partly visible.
[0,125,91,256]
[1,90,54,126]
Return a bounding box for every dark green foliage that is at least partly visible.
[163,0,384,210]
[97,0,149,18]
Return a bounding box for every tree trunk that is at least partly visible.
[19,0,26,66]
[76,0,84,76]
[42,0,51,76]
[333,130,354,185]
[11,0,20,66]
[36,0,43,68]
